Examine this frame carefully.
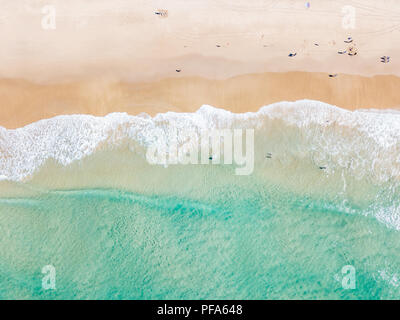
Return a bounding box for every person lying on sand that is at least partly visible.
[288,53,297,57]
[380,56,390,63]
[154,9,168,17]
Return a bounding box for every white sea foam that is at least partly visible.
[1,99,400,184]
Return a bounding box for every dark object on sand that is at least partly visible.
[154,9,168,17]
[381,56,390,63]
[328,74,338,78]
[347,46,358,56]
[209,156,213,160]
[314,43,319,46]
[266,153,272,159]
[319,166,327,170]
[344,37,353,43]
[176,69,181,72]
[216,45,221,47]
[288,53,297,57]
[338,50,347,54]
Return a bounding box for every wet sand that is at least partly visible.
[1,72,400,129]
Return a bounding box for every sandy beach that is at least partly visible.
[1,72,400,128]
[0,0,400,128]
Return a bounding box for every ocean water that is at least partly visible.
[1,100,400,299]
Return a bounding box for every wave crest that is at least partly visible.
[1,100,400,184]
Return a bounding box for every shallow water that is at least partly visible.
[1,182,400,299]
[2,101,400,299]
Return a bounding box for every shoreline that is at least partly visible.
[1,71,400,129]
[1,99,400,189]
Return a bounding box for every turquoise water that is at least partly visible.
[2,101,400,299]
[1,182,400,299]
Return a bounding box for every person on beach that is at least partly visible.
[381,56,390,63]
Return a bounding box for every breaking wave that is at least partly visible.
[1,99,400,182]
[2,99,400,229]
